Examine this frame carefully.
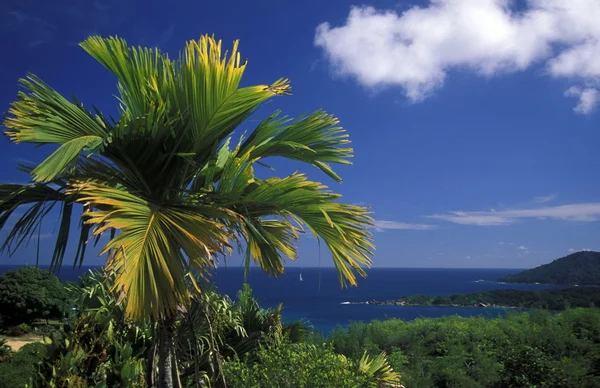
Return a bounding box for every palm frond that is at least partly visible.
[243,218,300,276]
[176,37,290,154]
[4,75,107,181]
[358,351,402,386]
[80,36,175,123]
[79,35,291,194]
[221,173,373,286]
[68,181,231,320]
[239,110,353,182]
[0,183,84,270]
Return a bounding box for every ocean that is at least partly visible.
[0,265,557,333]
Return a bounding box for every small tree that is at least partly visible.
[0,266,68,326]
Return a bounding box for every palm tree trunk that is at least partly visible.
[158,316,182,388]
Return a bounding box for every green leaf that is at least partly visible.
[32,136,103,182]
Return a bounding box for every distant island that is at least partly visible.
[498,250,600,285]
[352,251,600,310]
[349,287,600,311]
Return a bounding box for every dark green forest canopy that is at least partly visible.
[498,251,600,285]
[329,309,600,388]
[362,287,600,311]
[0,267,68,325]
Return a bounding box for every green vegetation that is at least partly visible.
[498,250,600,285]
[329,309,600,387]
[0,34,373,386]
[0,270,399,387]
[0,342,46,388]
[366,287,600,310]
[4,270,600,387]
[224,341,372,387]
[0,338,10,362]
[0,267,68,326]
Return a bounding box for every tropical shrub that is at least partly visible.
[0,342,46,388]
[35,270,152,387]
[329,309,600,388]
[35,271,317,387]
[0,337,11,362]
[0,267,68,326]
[224,341,374,388]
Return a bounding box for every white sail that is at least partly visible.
[299,273,303,282]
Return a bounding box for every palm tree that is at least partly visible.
[0,35,374,387]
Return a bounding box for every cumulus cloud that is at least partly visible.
[315,0,600,113]
[564,87,600,114]
[372,220,437,231]
[427,203,600,226]
[518,245,528,250]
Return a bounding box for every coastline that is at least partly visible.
[344,300,522,310]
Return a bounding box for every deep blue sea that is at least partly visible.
[0,266,557,333]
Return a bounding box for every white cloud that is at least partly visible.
[564,86,600,115]
[315,0,600,113]
[372,220,437,231]
[532,194,557,204]
[427,202,600,226]
[518,245,528,250]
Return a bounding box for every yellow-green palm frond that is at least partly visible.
[243,218,301,277]
[68,181,232,320]
[358,351,402,386]
[3,75,108,182]
[79,36,175,123]
[79,35,291,193]
[251,175,373,286]
[239,110,353,182]
[215,171,373,286]
[176,35,291,155]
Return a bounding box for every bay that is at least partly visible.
[0,265,557,333]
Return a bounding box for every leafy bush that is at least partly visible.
[36,270,152,387]
[0,342,47,388]
[5,323,32,336]
[224,341,374,388]
[0,338,11,362]
[0,267,68,326]
[329,309,600,388]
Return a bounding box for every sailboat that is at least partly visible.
[299,273,304,282]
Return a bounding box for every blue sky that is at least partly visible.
[1,0,599,269]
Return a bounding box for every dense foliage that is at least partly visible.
[0,267,69,326]
[224,341,371,388]
[498,250,600,285]
[329,308,600,387]
[380,287,600,310]
[5,269,600,387]
[0,342,46,388]
[0,270,397,387]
